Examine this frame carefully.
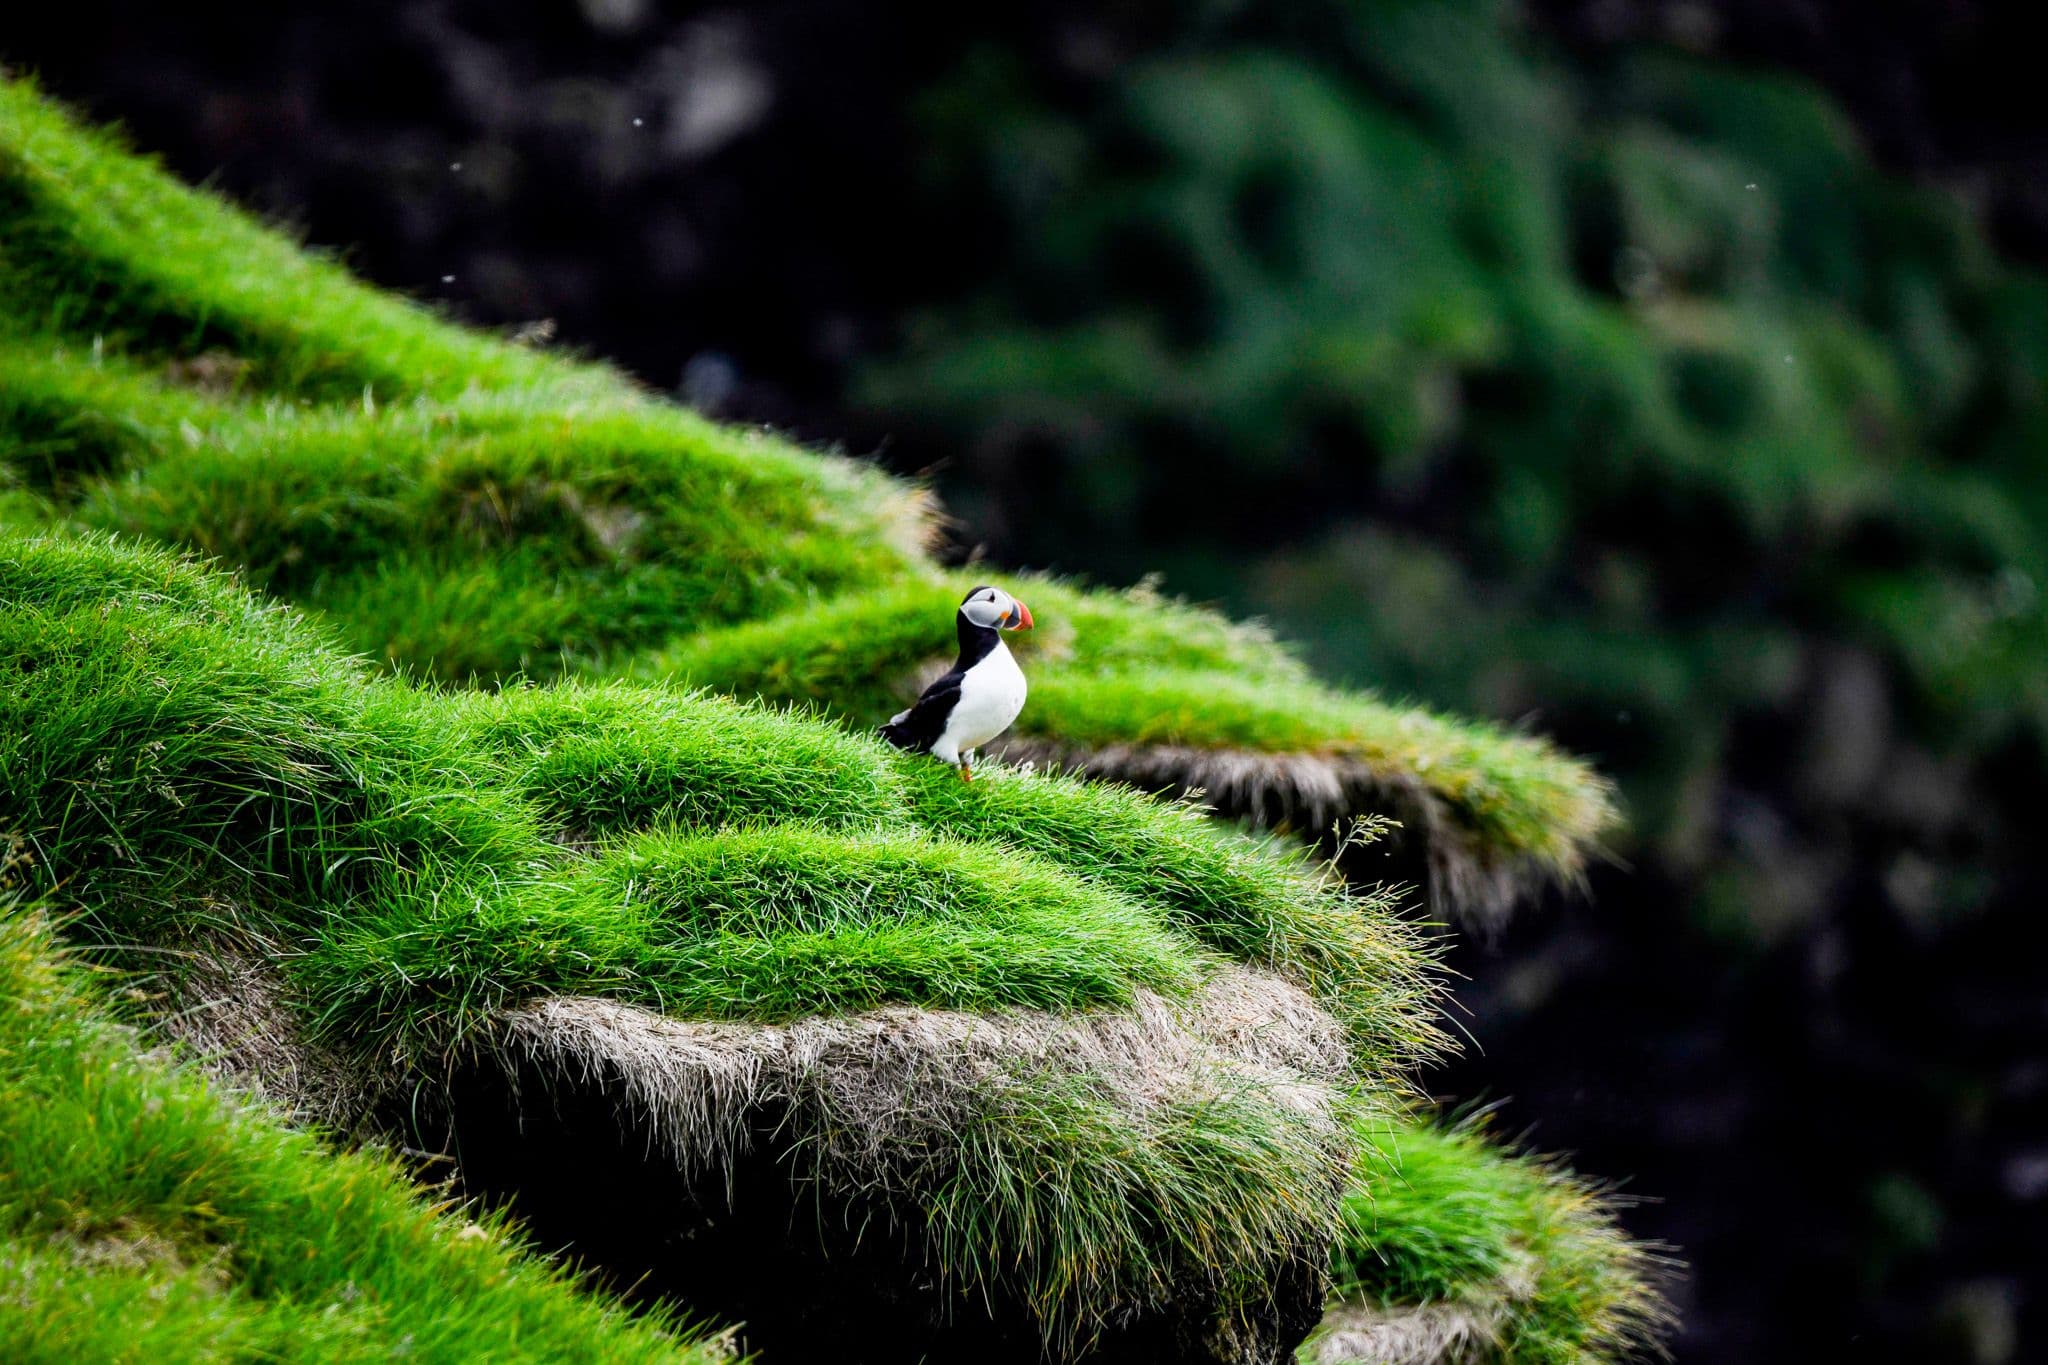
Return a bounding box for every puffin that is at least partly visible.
[880,585,1034,781]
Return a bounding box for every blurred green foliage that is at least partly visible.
[868,0,2048,902]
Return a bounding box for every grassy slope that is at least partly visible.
[3,533,1432,1045]
[0,72,1614,909]
[0,903,721,1365]
[0,321,920,683]
[1,530,1442,1342]
[0,77,1661,1359]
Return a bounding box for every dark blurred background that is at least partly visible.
[6,2,2044,1359]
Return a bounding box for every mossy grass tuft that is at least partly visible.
[1311,1119,1673,1364]
[0,901,724,1364]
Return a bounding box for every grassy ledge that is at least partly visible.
[0,73,1616,923]
[654,578,1620,921]
[0,72,597,402]
[0,331,927,681]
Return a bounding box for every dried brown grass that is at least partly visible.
[487,964,1354,1180]
[1306,1298,1511,1365]
[151,936,385,1136]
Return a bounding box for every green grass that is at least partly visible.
[452,678,1444,1072]
[0,76,1661,1358]
[653,579,1618,887]
[643,576,1311,723]
[0,73,598,401]
[1320,1120,1669,1364]
[456,684,908,837]
[0,331,922,682]
[892,756,1444,1074]
[0,72,1619,912]
[7,533,1348,1045]
[2,530,1443,1344]
[0,902,722,1365]
[934,1069,1355,1348]
[315,822,1214,1028]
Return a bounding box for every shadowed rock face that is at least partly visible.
[438,1050,1329,1364]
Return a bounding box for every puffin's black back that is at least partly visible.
[877,594,1000,753]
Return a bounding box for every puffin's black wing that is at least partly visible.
[879,670,964,753]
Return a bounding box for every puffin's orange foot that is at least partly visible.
[958,762,973,783]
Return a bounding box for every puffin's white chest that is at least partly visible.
[944,641,1027,754]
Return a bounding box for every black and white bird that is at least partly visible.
[880,585,1034,781]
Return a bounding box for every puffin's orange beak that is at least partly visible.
[1009,600,1034,630]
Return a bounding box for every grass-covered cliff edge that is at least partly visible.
[0,77,1663,1362]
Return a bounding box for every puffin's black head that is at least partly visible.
[960,584,1033,632]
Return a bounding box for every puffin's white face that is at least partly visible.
[960,585,1034,632]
